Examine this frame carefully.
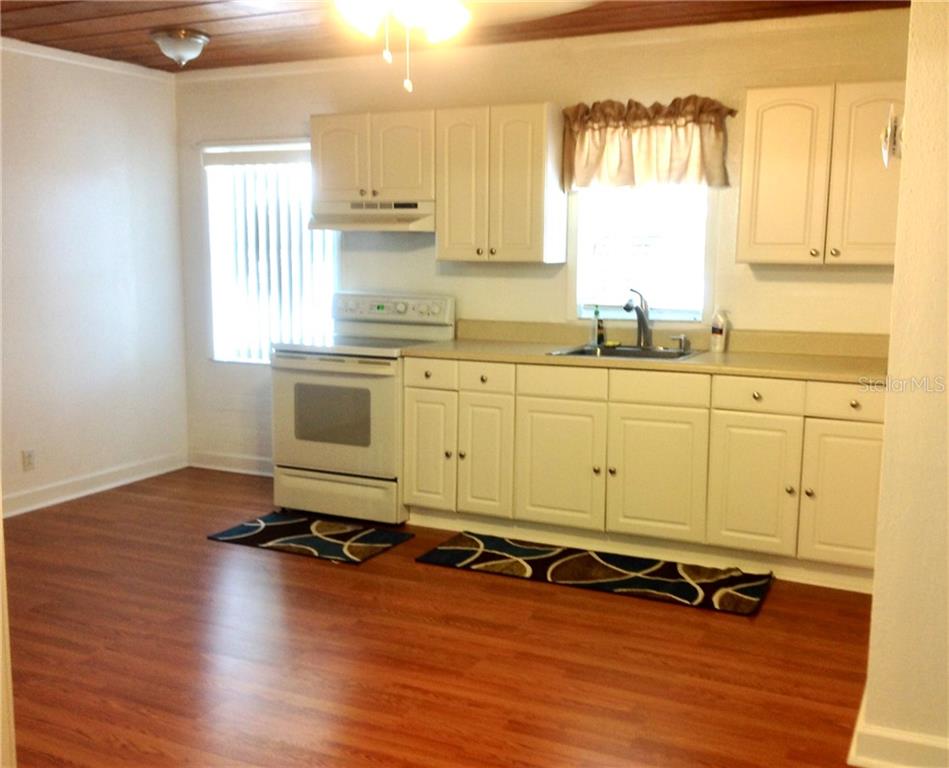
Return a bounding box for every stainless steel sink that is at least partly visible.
[547,344,694,360]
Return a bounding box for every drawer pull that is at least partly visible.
[458,451,466,460]
[480,375,488,383]
[809,248,820,257]
[849,399,860,409]
[752,391,762,401]
[444,450,453,459]
[608,467,617,476]
[804,488,815,498]
[593,466,601,475]
[785,485,795,495]
[424,370,432,379]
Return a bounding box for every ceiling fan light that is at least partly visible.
[424,1,470,43]
[150,28,209,68]
[334,0,389,38]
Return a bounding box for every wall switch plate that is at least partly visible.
[21,449,35,471]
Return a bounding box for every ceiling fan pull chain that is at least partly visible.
[403,26,413,93]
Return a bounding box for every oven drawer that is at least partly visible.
[274,467,405,524]
[405,358,458,390]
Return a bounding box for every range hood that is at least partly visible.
[310,200,435,233]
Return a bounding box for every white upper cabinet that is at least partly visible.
[311,113,371,202]
[825,82,904,265]
[737,85,835,264]
[436,103,566,263]
[435,107,490,261]
[311,110,434,202]
[737,81,903,265]
[370,111,435,201]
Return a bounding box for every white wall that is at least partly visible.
[176,9,908,471]
[849,3,948,766]
[0,40,189,514]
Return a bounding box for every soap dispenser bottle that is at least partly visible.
[594,305,605,346]
[710,308,729,352]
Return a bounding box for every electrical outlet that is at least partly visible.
[21,449,35,472]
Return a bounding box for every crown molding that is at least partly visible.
[0,37,172,83]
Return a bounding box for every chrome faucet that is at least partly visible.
[622,289,653,349]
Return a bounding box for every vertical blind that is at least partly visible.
[204,144,337,363]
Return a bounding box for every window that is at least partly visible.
[575,184,708,322]
[204,143,337,363]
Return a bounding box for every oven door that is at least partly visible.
[271,351,401,480]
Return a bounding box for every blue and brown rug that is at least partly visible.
[209,509,413,564]
[417,531,773,615]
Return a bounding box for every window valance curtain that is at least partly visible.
[562,95,737,190]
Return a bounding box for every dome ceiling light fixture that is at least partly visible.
[150,28,210,68]
[334,0,471,93]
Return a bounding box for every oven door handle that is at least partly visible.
[271,353,398,377]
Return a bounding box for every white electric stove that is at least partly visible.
[270,292,455,523]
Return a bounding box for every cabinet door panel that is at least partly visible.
[457,392,514,518]
[737,86,834,264]
[403,388,457,511]
[515,397,606,530]
[825,81,904,265]
[436,108,489,261]
[370,111,434,200]
[798,419,882,567]
[311,113,370,202]
[489,104,545,262]
[606,404,708,542]
[707,410,803,555]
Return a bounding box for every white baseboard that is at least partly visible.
[188,451,273,477]
[2,453,188,517]
[849,693,949,767]
[408,507,875,593]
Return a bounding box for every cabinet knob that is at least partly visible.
[849,399,860,409]
[458,451,466,460]
[476,247,484,256]
[804,488,815,498]
[489,247,497,255]
[608,467,617,476]
[480,375,488,383]
[371,189,379,197]
[359,188,367,197]
[445,450,453,459]
[593,466,601,475]
[809,248,820,257]
[424,370,432,379]
[829,248,841,257]
[752,391,762,401]
[785,485,796,495]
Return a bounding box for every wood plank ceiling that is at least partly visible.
[0,0,908,72]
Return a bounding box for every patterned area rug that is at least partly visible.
[209,509,413,564]
[417,532,773,615]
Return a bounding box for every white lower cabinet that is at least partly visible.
[457,391,515,518]
[403,387,457,511]
[606,404,709,543]
[514,396,607,530]
[403,362,515,517]
[797,418,882,568]
[706,409,804,556]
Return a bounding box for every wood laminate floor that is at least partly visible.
[5,468,871,767]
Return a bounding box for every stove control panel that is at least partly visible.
[332,293,455,325]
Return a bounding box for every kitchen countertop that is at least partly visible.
[404,340,888,384]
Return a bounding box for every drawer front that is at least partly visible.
[805,381,885,422]
[459,361,515,394]
[712,375,805,415]
[404,358,458,390]
[517,365,608,401]
[609,370,711,407]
